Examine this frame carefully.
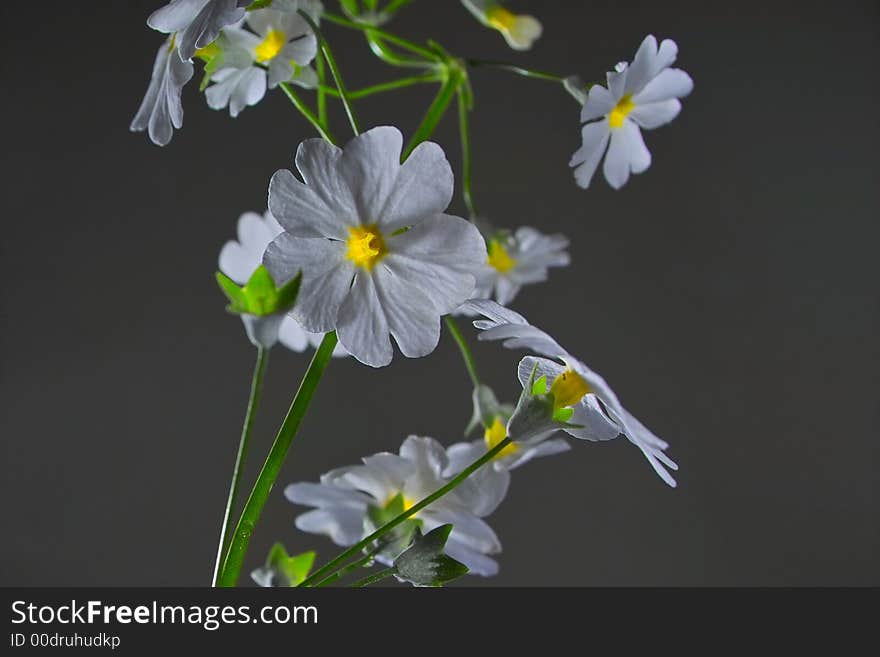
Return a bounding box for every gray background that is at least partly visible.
[1,1,876,586]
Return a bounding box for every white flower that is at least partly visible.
[474,226,570,306]
[570,35,694,190]
[286,436,503,576]
[462,299,679,487]
[147,0,249,61]
[219,210,347,355]
[130,36,194,146]
[264,126,487,368]
[460,0,542,51]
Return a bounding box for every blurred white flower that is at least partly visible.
[474,226,570,306]
[286,436,503,576]
[462,299,679,487]
[571,35,694,190]
[130,36,194,146]
[264,126,486,368]
[219,210,347,355]
[147,0,249,61]
[461,0,542,51]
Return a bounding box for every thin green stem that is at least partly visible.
[319,73,442,100]
[217,332,339,587]
[211,346,269,586]
[323,12,439,62]
[280,82,336,143]
[457,88,477,217]
[313,543,384,587]
[383,0,415,15]
[299,435,511,587]
[466,59,566,83]
[444,316,480,388]
[300,10,360,136]
[351,567,396,588]
[316,51,327,128]
[403,70,461,160]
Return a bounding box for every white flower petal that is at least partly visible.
[277,315,309,352]
[373,267,441,359]
[629,99,682,130]
[294,508,364,546]
[240,313,282,349]
[385,214,484,315]
[263,234,352,332]
[425,508,501,553]
[503,438,571,470]
[337,126,404,223]
[176,0,248,61]
[566,396,622,442]
[443,441,486,476]
[131,38,194,146]
[456,462,510,517]
[602,124,633,189]
[399,436,448,485]
[336,273,393,367]
[623,34,658,95]
[376,141,454,233]
[444,539,499,577]
[633,68,693,105]
[284,482,368,510]
[570,119,610,189]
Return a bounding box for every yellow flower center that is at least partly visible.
[608,94,635,129]
[386,494,416,512]
[346,224,387,270]
[486,6,517,32]
[487,239,517,274]
[255,28,286,63]
[550,369,592,409]
[484,417,518,458]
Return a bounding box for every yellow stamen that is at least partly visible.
[255,28,286,63]
[484,417,518,458]
[608,94,635,129]
[345,224,387,271]
[550,369,591,409]
[486,6,517,32]
[487,239,517,274]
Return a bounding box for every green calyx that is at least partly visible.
[215,266,302,317]
[393,524,469,587]
[264,543,316,587]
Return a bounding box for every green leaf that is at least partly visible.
[265,543,316,587]
[393,525,469,587]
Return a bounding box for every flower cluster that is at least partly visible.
[130,2,694,587]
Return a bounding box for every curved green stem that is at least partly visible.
[403,69,462,160]
[466,58,566,83]
[351,567,396,588]
[218,332,339,587]
[299,434,511,587]
[457,87,477,217]
[280,82,336,143]
[211,346,269,586]
[313,543,384,587]
[444,316,480,388]
[316,51,328,128]
[323,12,439,62]
[299,11,360,136]
[319,73,442,100]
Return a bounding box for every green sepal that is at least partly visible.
[247,0,274,11]
[215,267,302,317]
[265,543,316,587]
[466,384,514,436]
[531,374,548,396]
[393,525,469,587]
[552,406,574,423]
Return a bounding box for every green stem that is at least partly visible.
[300,11,360,136]
[319,73,442,100]
[217,332,339,587]
[466,59,566,83]
[280,82,336,143]
[457,87,477,217]
[383,0,415,16]
[444,316,480,388]
[402,70,461,160]
[351,567,396,588]
[316,51,327,128]
[299,435,511,587]
[313,543,384,587]
[211,346,269,586]
[323,12,439,62]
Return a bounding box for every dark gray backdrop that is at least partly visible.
[1,1,876,586]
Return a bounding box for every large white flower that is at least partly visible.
[264,126,487,367]
[570,35,694,190]
[147,0,249,61]
[462,299,679,487]
[460,0,542,51]
[130,36,194,146]
[474,226,570,306]
[286,436,503,576]
[219,210,347,355]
